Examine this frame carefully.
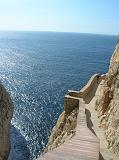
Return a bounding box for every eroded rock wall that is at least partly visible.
[95,39,119,153]
[0,83,13,160]
[44,107,79,153]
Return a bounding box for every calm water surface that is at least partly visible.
[0,31,116,159]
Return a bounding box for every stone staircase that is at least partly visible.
[38,74,100,160]
[38,99,99,160]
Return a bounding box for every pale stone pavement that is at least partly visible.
[85,80,119,160]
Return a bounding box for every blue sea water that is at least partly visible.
[0,31,116,160]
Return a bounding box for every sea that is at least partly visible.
[0,31,116,160]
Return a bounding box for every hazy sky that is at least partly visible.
[0,0,119,35]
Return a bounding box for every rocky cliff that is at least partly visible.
[0,83,13,160]
[95,38,119,154]
[44,107,79,153]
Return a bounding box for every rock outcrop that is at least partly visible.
[95,38,119,154]
[0,83,13,160]
[44,107,79,153]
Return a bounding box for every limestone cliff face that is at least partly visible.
[0,83,13,160]
[95,39,119,153]
[44,107,79,153]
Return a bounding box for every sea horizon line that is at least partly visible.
[0,30,116,36]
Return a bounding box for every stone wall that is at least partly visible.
[67,74,103,99]
[64,95,79,114]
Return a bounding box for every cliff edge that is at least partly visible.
[95,37,119,154]
[44,107,79,153]
[0,83,13,160]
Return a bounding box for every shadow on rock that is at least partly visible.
[85,108,97,136]
[8,125,30,160]
[99,152,104,160]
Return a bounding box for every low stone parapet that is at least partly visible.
[67,73,101,99]
[78,73,99,98]
[64,95,79,114]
